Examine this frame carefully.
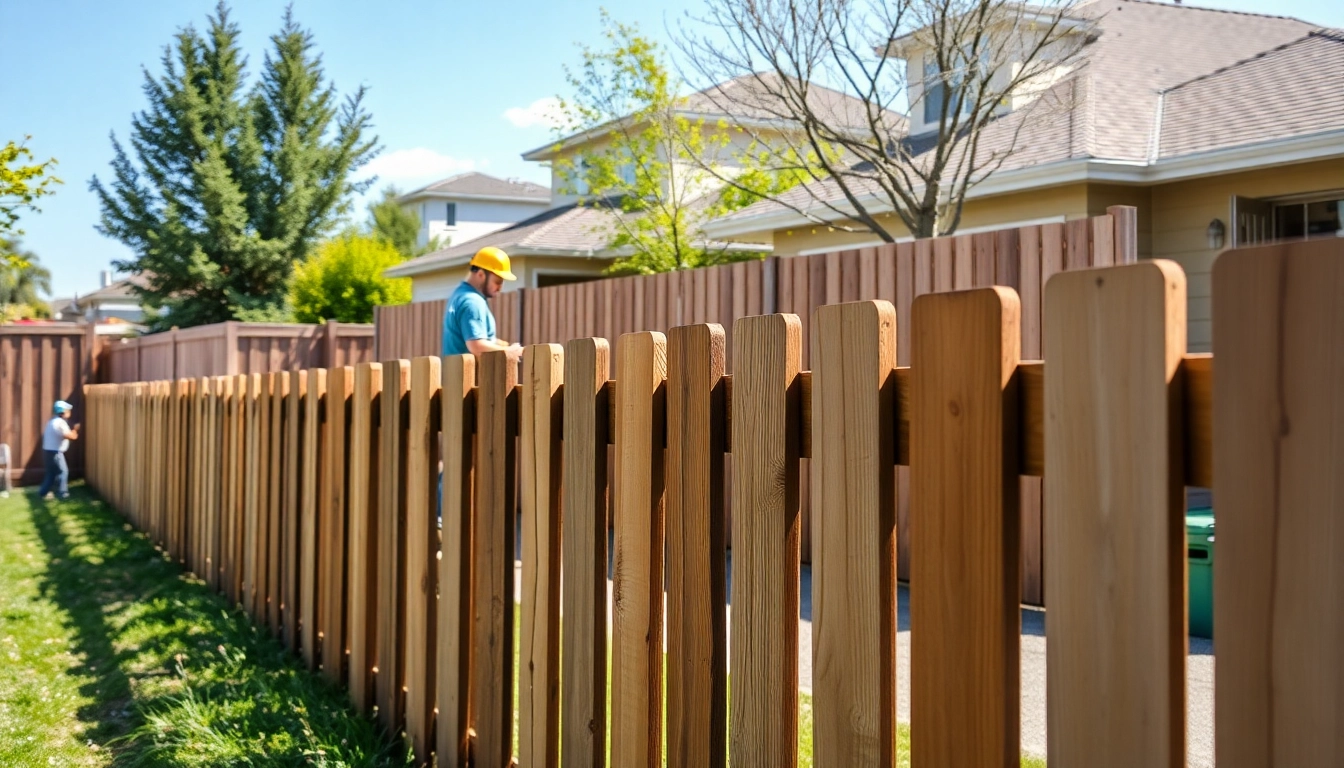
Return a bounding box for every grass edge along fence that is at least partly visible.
[87,236,1341,767]
[376,208,1140,599]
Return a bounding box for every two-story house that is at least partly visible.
[395,172,550,252]
[384,75,886,300]
[703,0,1344,352]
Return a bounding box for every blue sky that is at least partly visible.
[3,0,1341,297]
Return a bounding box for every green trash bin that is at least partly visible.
[1187,509,1215,639]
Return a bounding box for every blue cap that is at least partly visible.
[54,400,72,414]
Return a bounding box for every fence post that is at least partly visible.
[811,300,898,767]
[473,349,518,766]
[729,313,802,767]
[1044,262,1187,767]
[438,354,476,768]
[611,331,668,768]
[910,287,1021,767]
[520,344,564,768]
[561,338,611,768]
[376,361,410,731]
[1213,238,1344,767]
[665,323,727,768]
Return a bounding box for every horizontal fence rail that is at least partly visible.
[87,237,1342,768]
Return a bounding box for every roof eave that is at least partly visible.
[703,129,1344,240]
[396,190,550,205]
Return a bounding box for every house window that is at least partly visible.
[1273,198,1342,240]
[445,202,457,227]
[619,162,638,187]
[922,47,985,126]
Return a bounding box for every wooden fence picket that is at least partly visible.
[283,371,305,654]
[267,372,287,634]
[811,301,898,767]
[405,356,441,759]
[301,368,326,670]
[911,288,1021,767]
[665,323,727,768]
[729,314,802,768]
[473,349,518,767]
[347,363,381,713]
[520,344,564,768]
[560,338,611,768]
[612,332,668,768]
[376,360,410,731]
[438,354,475,768]
[323,366,353,685]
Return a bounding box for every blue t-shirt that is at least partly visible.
[442,280,495,356]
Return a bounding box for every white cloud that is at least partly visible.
[360,147,478,190]
[503,97,565,129]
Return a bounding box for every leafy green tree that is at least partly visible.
[367,186,443,258]
[554,13,766,276]
[92,3,378,331]
[1,137,62,269]
[0,236,53,321]
[289,233,409,323]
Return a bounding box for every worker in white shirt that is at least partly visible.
[38,400,78,500]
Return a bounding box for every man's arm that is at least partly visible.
[466,337,523,361]
[63,423,79,441]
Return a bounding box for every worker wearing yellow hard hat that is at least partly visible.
[442,246,523,361]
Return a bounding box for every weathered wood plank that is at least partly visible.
[376,361,410,731]
[811,301,898,767]
[284,372,304,654]
[910,288,1021,767]
[405,357,441,761]
[348,363,380,713]
[322,366,352,685]
[301,368,326,671]
[1044,261,1187,767]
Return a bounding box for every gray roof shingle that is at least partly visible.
[399,172,549,201]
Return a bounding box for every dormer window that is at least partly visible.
[922,46,985,126]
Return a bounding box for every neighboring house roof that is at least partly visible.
[522,74,904,161]
[1158,28,1344,159]
[74,274,149,310]
[385,200,625,277]
[385,195,767,279]
[396,172,550,203]
[706,0,1337,237]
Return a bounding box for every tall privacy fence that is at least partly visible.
[86,236,1343,767]
[375,207,1139,599]
[106,319,374,384]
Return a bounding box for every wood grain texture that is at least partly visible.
[811,301,898,767]
[267,372,287,635]
[323,366,352,685]
[1044,261,1187,768]
[611,331,668,768]
[520,345,564,768]
[473,350,518,768]
[301,368,326,671]
[729,313,801,768]
[1182,354,1212,488]
[1213,238,1344,768]
[910,288,1021,768]
[284,372,304,652]
[438,354,475,768]
[666,324,727,768]
[376,360,409,732]
[347,363,381,713]
[561,338,611,768]
[405,356,441,761]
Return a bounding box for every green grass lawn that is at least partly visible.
[0,483,410,767]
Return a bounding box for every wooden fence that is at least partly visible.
[106,319,374,383]
[85,236,1344,767]
[375,208,1137,601]
[0,324,104,484]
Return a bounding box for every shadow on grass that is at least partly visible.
[23,485,411,767]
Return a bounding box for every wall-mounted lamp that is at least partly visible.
[1207,218,1226,250]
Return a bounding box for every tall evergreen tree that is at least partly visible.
[91,3,378,330]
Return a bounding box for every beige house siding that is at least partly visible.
[767,182,1091,255]
[407,254,613,302]
[1150,158,1344,352]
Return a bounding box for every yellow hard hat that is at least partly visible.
[469,246,517,281]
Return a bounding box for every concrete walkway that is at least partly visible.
[514,559,1215,766]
